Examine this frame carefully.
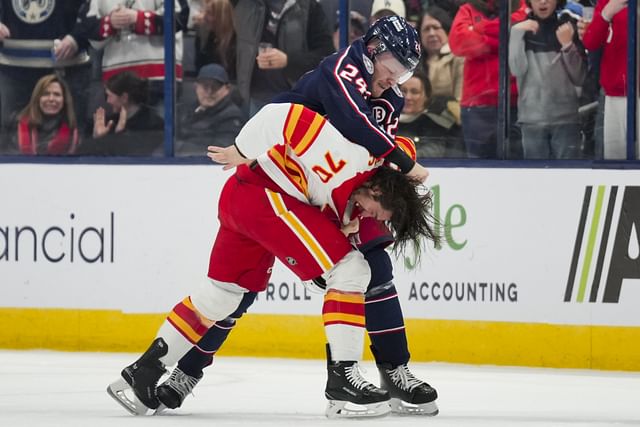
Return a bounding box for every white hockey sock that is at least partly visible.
[325,324,365,361]
[155,320,195,367]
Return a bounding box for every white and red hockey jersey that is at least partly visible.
[86,0,183,81]
[235,103,384,225]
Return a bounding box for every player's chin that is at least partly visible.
[372,86,385,97]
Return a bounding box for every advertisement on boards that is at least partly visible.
[1,164,639,326]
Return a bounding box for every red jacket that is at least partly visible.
[17,117,78,155]
[582,0,628,97]
[449,2,527,107]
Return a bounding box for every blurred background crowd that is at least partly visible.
[0,0,635,160]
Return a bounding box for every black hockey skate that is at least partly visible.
[378,362,439,416]
[156,366,202,411]
[324,344,391,418]
[107,337,168,416]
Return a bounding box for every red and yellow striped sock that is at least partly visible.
[166,297,209,344]
[156,297,210,367]
[322,289,365,361]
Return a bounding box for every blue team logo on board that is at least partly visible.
[13,0,55,24]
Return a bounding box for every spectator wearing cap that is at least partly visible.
[417,6,463,127]
[370,0,406,24]
[175,63,246,156]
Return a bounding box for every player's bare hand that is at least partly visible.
[207,145,253,170]
[406,162,429,183]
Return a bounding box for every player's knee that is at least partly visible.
[190,279,246,322]
[324,250,371,293]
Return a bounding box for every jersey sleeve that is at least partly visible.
[581,0,610,51]
[449,5,500,57]
[315,49,398,159]
[234,104,292,159]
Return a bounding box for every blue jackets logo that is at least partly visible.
[13,0,55,24]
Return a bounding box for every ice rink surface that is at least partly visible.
[1,350,638,427]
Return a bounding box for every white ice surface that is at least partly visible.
[0,350,639,427]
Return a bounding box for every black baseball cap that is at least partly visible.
[197,63,229,84]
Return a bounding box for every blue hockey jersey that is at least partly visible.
[273,38,405,160]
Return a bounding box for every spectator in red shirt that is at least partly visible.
[12,74,79,156]
[449,0,527,158]
[581,0,633,159]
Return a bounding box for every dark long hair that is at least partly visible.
[199,0,236,72]
[421,5,453,34]
[360,167,440,261]
[105,71,149,106]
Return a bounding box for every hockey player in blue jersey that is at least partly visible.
[274,16,428,182]
[157,16,439,417]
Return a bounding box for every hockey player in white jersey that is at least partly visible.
[107,103,438,418]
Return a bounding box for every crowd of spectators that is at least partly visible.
[0,0,635,160]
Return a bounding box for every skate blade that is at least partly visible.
[106,376,151,416]
[389,398,439,416]
[325,400,391,418]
